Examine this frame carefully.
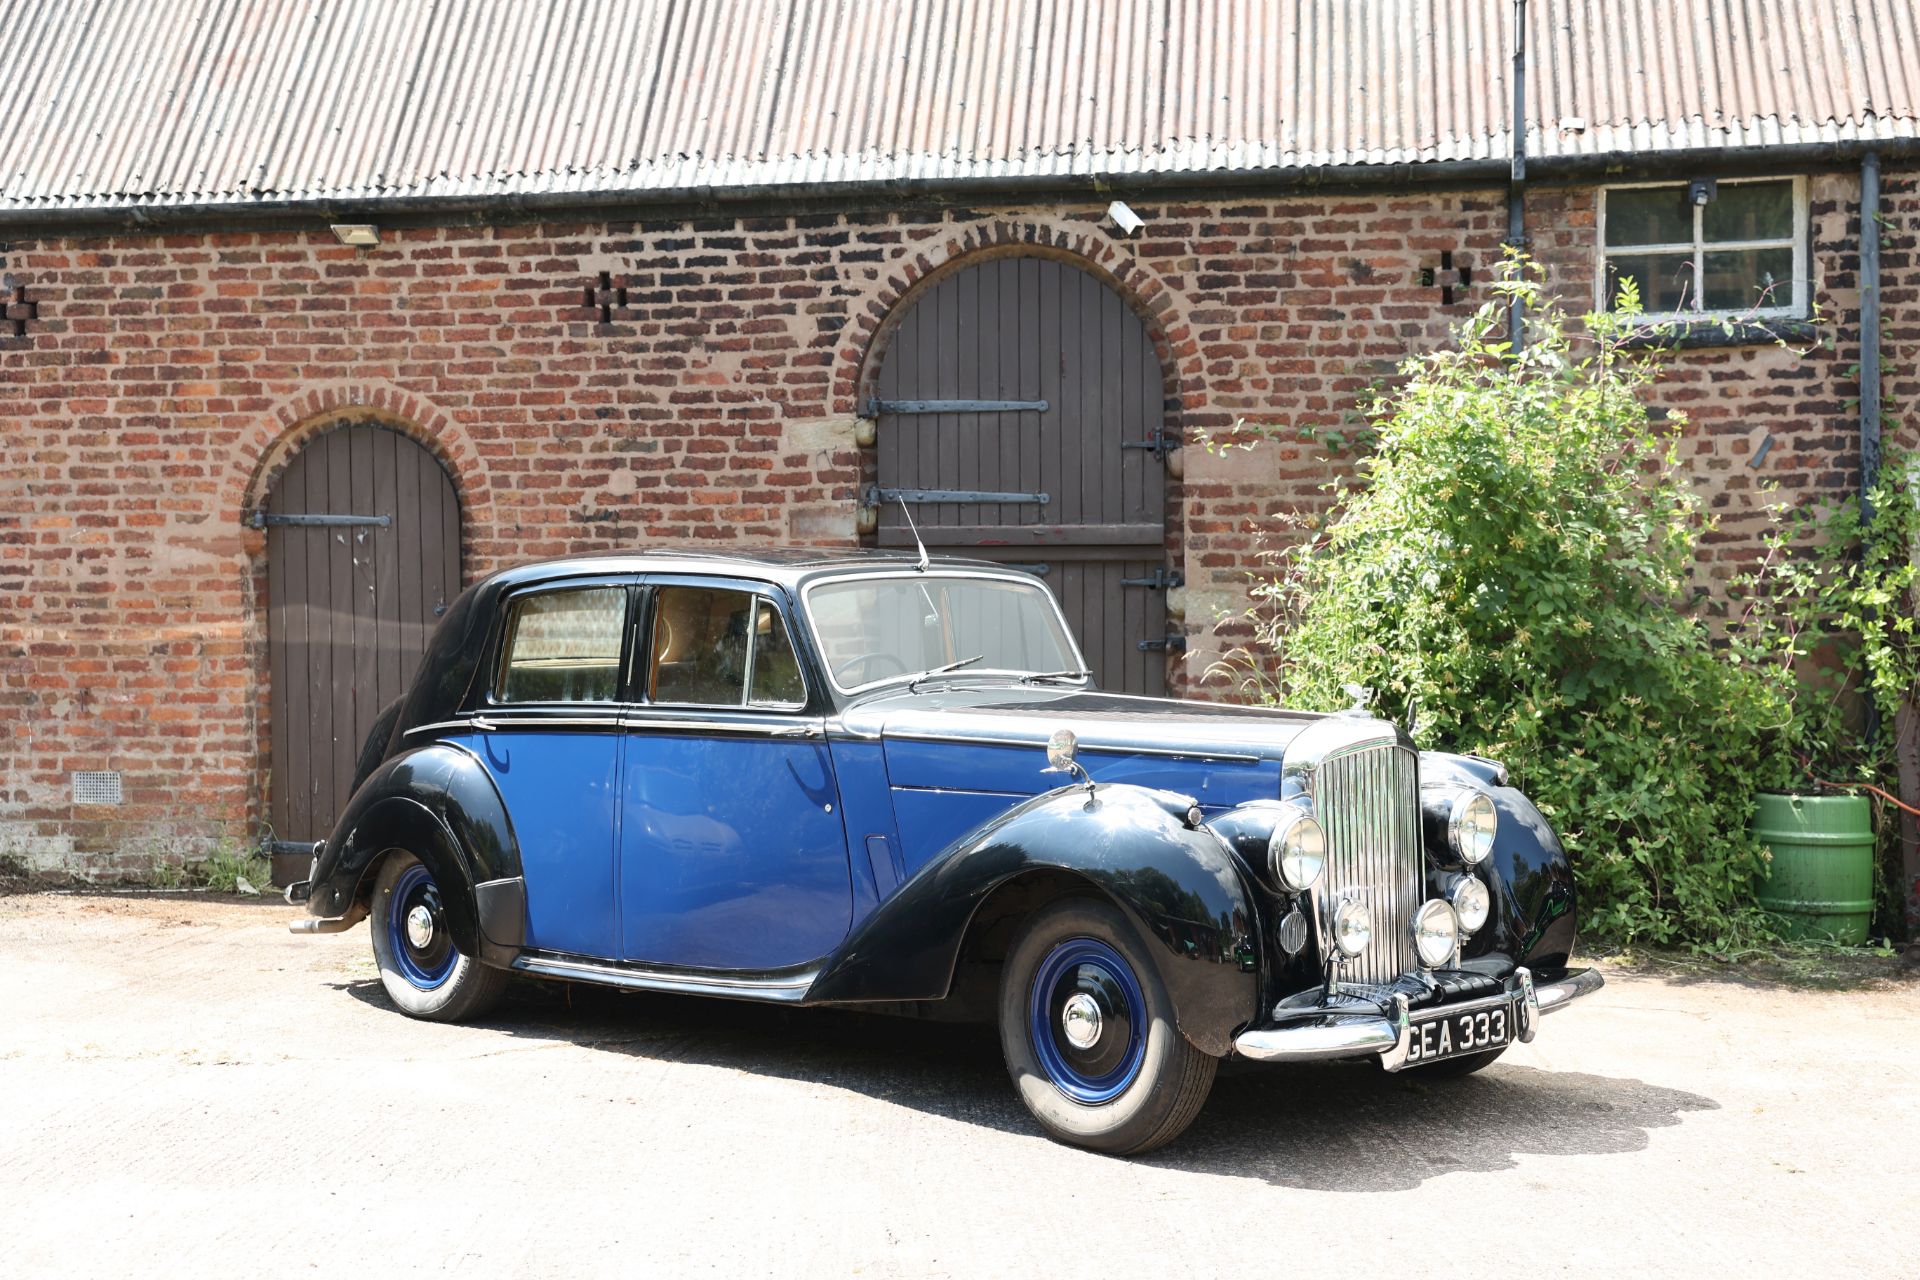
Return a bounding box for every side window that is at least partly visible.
[497,587,627,703]
[651,586,806,709]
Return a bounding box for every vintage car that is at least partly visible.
[288,548,1601,1154]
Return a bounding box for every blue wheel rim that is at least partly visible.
[387,862,457,991]
[1027,937,1147,1104]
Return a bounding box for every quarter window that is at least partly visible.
[650,586,805,709]
[497,587,627,703]
[1600,178,1805,319]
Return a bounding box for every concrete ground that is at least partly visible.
[1,893,1914,1279]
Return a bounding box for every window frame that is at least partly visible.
[487,578,640,708]
[1596,176,1809,322]
[800,568,1089,697]
[639,577,813,714]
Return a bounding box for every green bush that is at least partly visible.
[1215,271,1800,947]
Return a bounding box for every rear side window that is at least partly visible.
[651,586,806,709]
[496,587,627,703]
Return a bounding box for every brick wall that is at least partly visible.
[0,176,1908,878]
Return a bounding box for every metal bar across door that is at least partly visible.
[864,398,1049,415]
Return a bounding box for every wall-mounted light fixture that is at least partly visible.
[1105,200,1144,237]
[329,223,380,247]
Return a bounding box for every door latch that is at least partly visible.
[1120,428,1181,462]
[1137,635,1188,653]
[1121,567,1184,591]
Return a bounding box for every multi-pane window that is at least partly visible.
[497,587,627,703]
[1600,178,1806,320]
[650,586,806,709]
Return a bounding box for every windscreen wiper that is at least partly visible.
[907,654,983,692]
[1018,669,1092,685]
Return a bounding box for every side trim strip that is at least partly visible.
[513,953,818,1002]
[883,729,1263,764]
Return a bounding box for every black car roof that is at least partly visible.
[474,547,1032,593]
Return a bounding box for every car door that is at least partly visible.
[468,577,635,959]
[618,577,853,970]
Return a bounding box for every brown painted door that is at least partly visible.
[874,257,1172,694]
[266,424,461,864]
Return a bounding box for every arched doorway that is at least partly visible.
[871,255,1175,695]
[262,423,461,875]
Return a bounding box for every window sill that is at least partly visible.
[1616,317,1817,351]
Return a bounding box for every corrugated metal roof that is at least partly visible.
[0,0,1914,214]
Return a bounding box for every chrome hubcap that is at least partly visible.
[1060,992,1103,1049]
[405,904,435,951]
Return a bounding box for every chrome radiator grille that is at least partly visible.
[1312,743,1422,986]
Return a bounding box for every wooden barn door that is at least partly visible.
[264,424,461,880]
[873,257,1175,695]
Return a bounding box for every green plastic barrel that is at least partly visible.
[1752,792,1875,944]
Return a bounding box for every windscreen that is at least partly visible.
[807,575,1080,690]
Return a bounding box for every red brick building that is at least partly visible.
[2,0,1915,881]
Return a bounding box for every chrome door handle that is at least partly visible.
[469,715,497,731]
[773,723,824,739]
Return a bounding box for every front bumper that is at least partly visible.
[1232,966,1603,1067]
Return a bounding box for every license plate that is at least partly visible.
[1404,1000,1512,1066]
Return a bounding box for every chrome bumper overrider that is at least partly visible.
[1232,966,1603,1066]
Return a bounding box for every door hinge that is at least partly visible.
[864,398,1048,416]
[1120,428,1181,462]
[249,511,391,529]
[865,485,1049,506]
[1137,635,1189,653]
[1121,567,1184,590]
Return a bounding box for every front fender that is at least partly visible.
[306,743,527,962]
[1422,752,1578,977]
[806,785,1262,1056]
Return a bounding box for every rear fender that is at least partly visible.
[306,743,527,964]
[806,784,1262,1056]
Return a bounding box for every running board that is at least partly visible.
[512,953,818,1003]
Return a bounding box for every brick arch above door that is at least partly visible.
[867,253,1179,695]
[835,221,1205,423]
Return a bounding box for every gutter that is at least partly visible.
[2,139,1919,236]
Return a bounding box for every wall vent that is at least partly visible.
[72,771,123,806]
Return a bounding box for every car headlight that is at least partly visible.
[1267,806,1326,892]
[1332,899,1372,957]
[1447,873,1490,933]
[1449,790,1498,865]
[1412,898,1460,967]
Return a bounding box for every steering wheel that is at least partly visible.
[835,652,910,686]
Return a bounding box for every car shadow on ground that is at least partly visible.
[339,976,1716,1189]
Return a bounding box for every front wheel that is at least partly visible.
[999,898,1216,1155]
[369,852,506,1022]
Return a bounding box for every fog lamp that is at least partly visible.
[1447,874,1490,933]
[1413,898,1460,967]
[1267,806,1326,892]
[1332,899,1372,958]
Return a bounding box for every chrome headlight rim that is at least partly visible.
[1331,898,1373,958]
[1411,897,1460,968]
[1446,872,1490,934]
[1448,789,1499,866]
[1267,805,1327,893]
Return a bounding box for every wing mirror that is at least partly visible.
[1043,728,1096,796]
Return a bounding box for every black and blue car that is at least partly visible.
[289,549,1602,1154]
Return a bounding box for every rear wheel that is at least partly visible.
[999,897,1216,1155]
[369,852,506,1022]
